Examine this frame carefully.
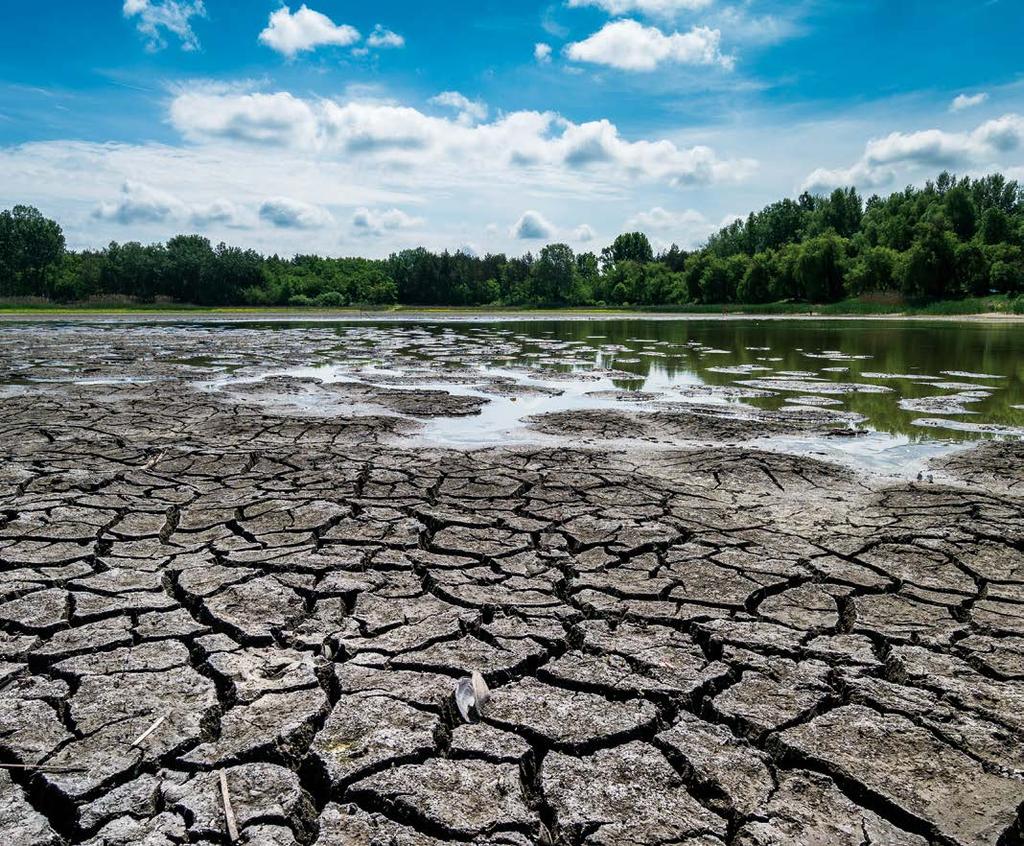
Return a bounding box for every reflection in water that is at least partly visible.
[283,317,1024,444]
[7,317,1023,475]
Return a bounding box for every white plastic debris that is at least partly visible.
[454,670,491,723]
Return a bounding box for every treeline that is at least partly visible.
[3,171,1024,307]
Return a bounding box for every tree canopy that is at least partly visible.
[4,171,1024,308]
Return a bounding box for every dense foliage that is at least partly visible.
[4,171,1024,309]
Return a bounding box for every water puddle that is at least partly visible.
[9,317,1023,477]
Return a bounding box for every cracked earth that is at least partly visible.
[1,324,1023,846]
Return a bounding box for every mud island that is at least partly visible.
[1,319,1023,846]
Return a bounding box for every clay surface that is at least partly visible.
[0,325,1022,846]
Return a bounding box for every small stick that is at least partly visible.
[130,715,166,748]
[141,451,165,471]
[0,763,88,773]
[219,770,239,843]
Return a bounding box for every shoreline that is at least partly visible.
[1,307,1023,324]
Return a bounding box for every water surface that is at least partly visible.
[6,316,1024,474]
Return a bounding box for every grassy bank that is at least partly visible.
[0,294,1021,318]
[635,294,1024,316]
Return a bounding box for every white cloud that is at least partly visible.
[123,0,205,52]
[950,92,989,113]
[803,113,1024,193]
[566,0,713,15]
[351,207,424,236]
[190,199,246,227]
[367,25,405,49]
[258,197,333,229]
[627,206,704,231]
[511,211,556,240]
[94,180,246,227]
[708,5,803,47]
[167,88,755,187]
[171,91,321,147]
[0,84,763,259]
[429,91,488,126]
[573,223,597,242]
[625,206,739,248]
[535,42,553,64]
[258,5,360,57]
[94,180,187,224]
[565,20,733,71]
[801,162,894,195]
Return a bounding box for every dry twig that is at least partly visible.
[130,715,166,748]
[219,769,239,843]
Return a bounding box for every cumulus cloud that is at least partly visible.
[167,88,755,187]
[258,5,360,57]
[625,206,738,248]
[565,20,733,71]
[429,91,488,126]
[351,207,424,236]
[511,211,556,240]
[258,197,333,228]
[123,0,205,52]
[171,91,321,147]
[801,162,896,196]
[94,180,187,224]
[94,180,245,227]
[1,84,762,257]
[950,92,988,112]
[567,0,713,15]
[627,206,704,230]
[535,42,553,64]
[803,113,1024,193]
[190,199,246,227]
[367,24,405,49]
[573,224,596,242]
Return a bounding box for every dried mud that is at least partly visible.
[1,326,1022,846]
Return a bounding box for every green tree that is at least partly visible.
[795,234,848,302]
[979,207,1012,245]
[989,260,1024,294]
[808,188,862,238]
[954,242,989,297]
[682,252,712,302]
[166,234,215,302]
[944,185,976,240]
[531,243,576,304]
[846,246,898,295]
[699,255,747,303]
[0,205,66,297]
[896,224,957,299]
[602,232,653,268]
[737,252,774,303]
[574,252,600,304]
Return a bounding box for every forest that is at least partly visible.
[2,171,1024,309]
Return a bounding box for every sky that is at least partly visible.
[1,1,1023,258]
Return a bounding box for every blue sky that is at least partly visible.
[1,1,1023,256]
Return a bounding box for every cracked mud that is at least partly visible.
[1,324,1023,846]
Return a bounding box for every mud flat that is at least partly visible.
[1,325,1023,846]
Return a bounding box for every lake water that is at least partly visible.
[6,316,1024,475]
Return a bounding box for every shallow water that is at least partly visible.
[211,319,1023,427]
[6,316,1024,475]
